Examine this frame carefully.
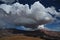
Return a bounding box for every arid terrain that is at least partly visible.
[0,29,60,40]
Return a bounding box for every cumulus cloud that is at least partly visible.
[37,25,45,29]
[0,4,12,13]
[45,6,60,31]
[30,1,53,21]
[0,1,60,31]
[46,6,60,18]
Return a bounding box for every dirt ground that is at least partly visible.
[0,34,44,40]
[0,29,60,40]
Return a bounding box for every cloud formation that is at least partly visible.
[46,6,60,18]
[0,1,60,31]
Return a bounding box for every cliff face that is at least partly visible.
[0,29,60,40]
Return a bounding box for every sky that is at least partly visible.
[0,0,60,31]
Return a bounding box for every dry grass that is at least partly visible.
[0,34,44,40]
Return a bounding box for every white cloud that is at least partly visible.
[9,2,53,24]
[0,1,60,31]
[37,25,45,29]
[46,6,60,18]
[0,4,12,13]
[30,1,53,22]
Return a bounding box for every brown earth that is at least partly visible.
[0,34,43,40]
[0,29,60,40]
